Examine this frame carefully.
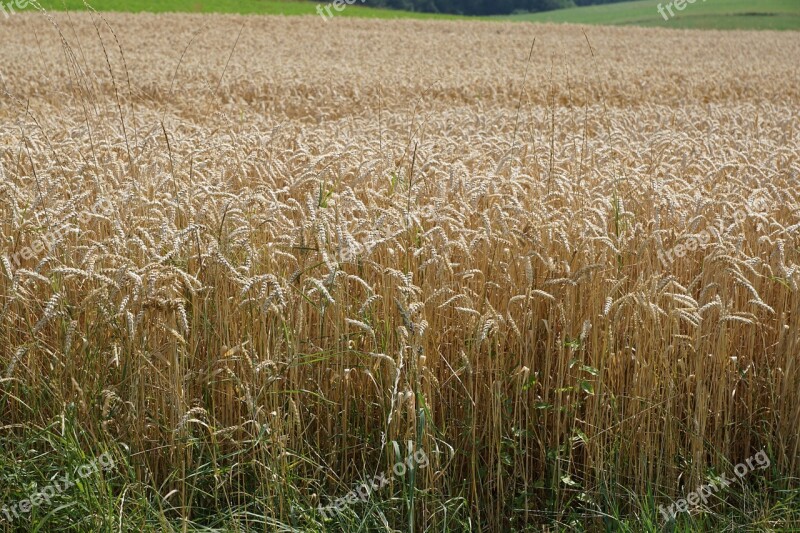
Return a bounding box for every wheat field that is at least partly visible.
[0,11,799,531]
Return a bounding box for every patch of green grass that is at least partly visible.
[26,0,800,28]
[28,0,464,19]
[2,422,798,531]
[501,0,800,30]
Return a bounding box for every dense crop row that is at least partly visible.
[1,12,798,530]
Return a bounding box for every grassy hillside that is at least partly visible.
[23,0,800,28]
[503,0,800,30]
[28,0,462,19]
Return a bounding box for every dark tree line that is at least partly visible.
[363,0,635,16]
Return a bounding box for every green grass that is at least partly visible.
[25,0,800,28]
[502,0,800,30]
[2,421,798,531]
[28,0,464,19]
